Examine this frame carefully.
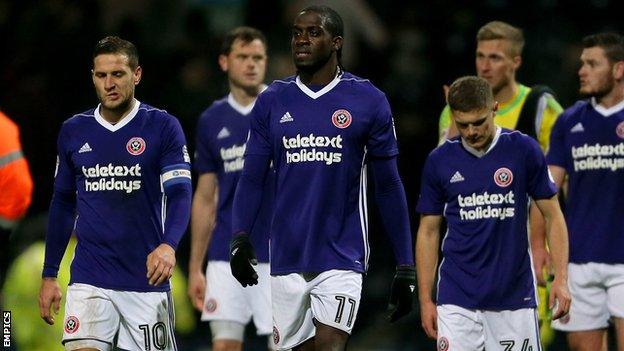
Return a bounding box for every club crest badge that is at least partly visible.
[204,298,217,313]
[438,336,449,351]
[126,137,146,155]
[64,316,80,334]
[494,167,513,187]
[332,109,352,129]
[616,121,624,139]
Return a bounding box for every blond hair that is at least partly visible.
[477,21,524,57]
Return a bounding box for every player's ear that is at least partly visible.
[133,66,142,85]
[512,55,522,70]
[218,54,228,73]
[493,101,499,113]
[612,60,624,80]
[332,36,343,53]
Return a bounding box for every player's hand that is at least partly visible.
[39,277,62,325]
[549,276,571,320]
[420,299,438,339]
[229,234,258,287]
[387,265,415,322]
[532,246,552,286]
[188,270,206,311]
[146,243,176,286]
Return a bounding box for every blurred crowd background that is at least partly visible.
[1,0,622,350]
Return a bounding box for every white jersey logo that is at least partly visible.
[570,122,585,133]
[78,143,92,153]
[280,112,294,123]
[217,127,231,139]
[449,171,465,183]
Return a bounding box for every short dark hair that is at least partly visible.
[93,36,139,69]
[448,76,493,112]
[582,32,624,63]
[300,5,344,66]
[221,26,267,56]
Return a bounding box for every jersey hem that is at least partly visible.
[69,279,171,292]
[270,264,365,276]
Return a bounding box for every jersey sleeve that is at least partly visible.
[416,154,445,214]
[438,105,452,144]
[245,92,272,156]
[193,114,218,174]
[526,137,558,200]
[536,94,564,153]
[54,124,77,193]
[366,93,399,158]
[545,113,568,169]
[160,116,192,189]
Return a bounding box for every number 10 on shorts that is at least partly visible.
[139,323,168,350]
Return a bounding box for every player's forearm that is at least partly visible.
[416,227,439,304]
[544,210,569,280]
[231,153,270,236]
[529,202,547,250]
[189,194,216,273]
[163,182,192,250]
[42,190,76,278]
[371,157,413,265]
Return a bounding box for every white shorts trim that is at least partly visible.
[437,304,541,351]
[201,261,272,335]
[271,270,362,350]
[552,262,624,331]
[62,283,177,351]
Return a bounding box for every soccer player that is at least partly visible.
[548,32,624,351]
[187,26,274,351]
[38,36,192,351]
[438,22,565,344]
[416,76,571,350]
[229,5,415,351]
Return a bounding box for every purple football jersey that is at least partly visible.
[417,128,557,310]
[547,100,624,264]
[245,71,398,274]
[54,100,191,292]
[195,94,272,262]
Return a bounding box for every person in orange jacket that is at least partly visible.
[0,110,34,295]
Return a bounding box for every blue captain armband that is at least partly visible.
[161,164,192,189]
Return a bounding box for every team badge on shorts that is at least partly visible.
[64,316,80,334]
[126,137,146,155]
[332,109,352,129]
[616,121,624,139]
[204,298,217,313]
[273,326,280,345]
[438,336,449,351]
[494,167,513,187]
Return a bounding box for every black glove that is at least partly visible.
[230,234,258,287]
[387,265,416,322]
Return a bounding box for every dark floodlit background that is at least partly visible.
[1,0,622,350]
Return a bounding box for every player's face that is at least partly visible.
[92,53,141,112]
[291,11,337,72]
[578,46,616,98]
[453,106,496,151]
[476,40,520,95]
[219,38,267,91]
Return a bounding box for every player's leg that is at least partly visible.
[202,261,253,351]
[210,321,245,351]
[614,318,624,351]
[114,289,176,351]
[436,304,485,351]
[553,263,610,351]
[308,270,362,351]
[271,273,315,350]
[246,263,275,350]
[483,308,541,351]
[62,284,118,351]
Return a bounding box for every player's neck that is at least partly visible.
[99,98,136,124]
[298,60,339,86]
[229,84,260,108]
[595,84,624,109]
[493,81,518,106]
